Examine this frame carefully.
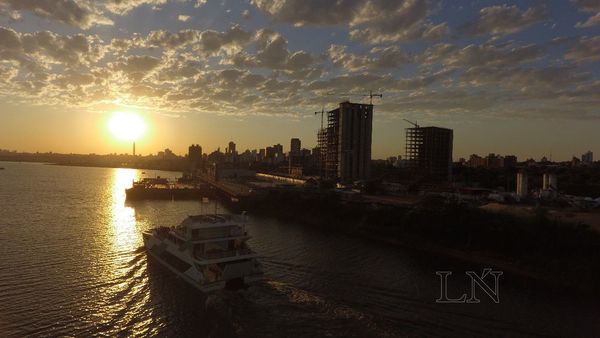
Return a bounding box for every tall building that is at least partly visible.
[289,138,302,168]
[227,141,236,154]
[317,101,373,182]
[582,151,593,164]
[405,126,453,181]
[290,138,301,155]
[485,153,504,168]
[468,154,485,168]
[188,144,202,171]
[274,143,283,155]
[503,155,517,168]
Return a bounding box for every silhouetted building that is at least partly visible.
[317,101,373,182]
[290,138,301,155]
[227,141,236,154]
[469,154,485,168]
[159,148,177,160]
[188,144,202,171]
[289,138,302,168]
[504,155,517,168]
[582,151,593,164]
[485,153,503,168]
[405,126,453,181]
[274,144,283,156]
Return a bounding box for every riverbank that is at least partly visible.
[0,160,183,173]
[242,189,600,295]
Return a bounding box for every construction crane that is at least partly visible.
[364,90,383,105]
[403,119,419,128]
[314,105,325,129]
[327,90,383,105]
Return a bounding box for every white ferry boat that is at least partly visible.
[143,213,263,292]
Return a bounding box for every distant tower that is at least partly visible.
[228,141,236,154]
[133,142,136,156]
[516,171,528,197]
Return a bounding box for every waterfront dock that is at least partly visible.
[125,177,209,200]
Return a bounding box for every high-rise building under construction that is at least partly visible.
[405,126,453,181]
[317,101,373,182]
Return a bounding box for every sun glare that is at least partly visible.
[108,112,147,141]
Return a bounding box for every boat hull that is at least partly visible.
[143,231,262,293]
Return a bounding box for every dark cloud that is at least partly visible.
[222,29,315,71]
[252,0,447,43]
[572,0,600,27]
[461,4,546,36]
[564,36,600,63]
[112,55,162,81]
[420,42,543,67]
[328,45,412,71]
[0,0,112,29]
[197,26,251,55]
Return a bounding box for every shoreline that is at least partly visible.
[0,160,183,173]
[239,191,600,296]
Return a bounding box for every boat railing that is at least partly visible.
[196,248,253,260]
[191,227,246,240]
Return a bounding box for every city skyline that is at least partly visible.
[1,0,599,160]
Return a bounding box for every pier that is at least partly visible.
[125,177,209,200]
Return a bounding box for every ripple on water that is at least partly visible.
[2,163,600,337]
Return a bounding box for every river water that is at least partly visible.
[0,161,598,337]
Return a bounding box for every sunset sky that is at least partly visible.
[0,0,599,160]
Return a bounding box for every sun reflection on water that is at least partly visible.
[110,168,140,252]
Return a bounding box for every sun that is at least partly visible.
[108,112,147,141]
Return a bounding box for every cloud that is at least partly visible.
[54,71,95,88]
[0,26,20,51]
[460,65,588,92]
[146,30,200,50]
[104,0,167,14]
[328,44,412,71]
[252,0,447,43]
[197,25,251,55]
[222,29,315,71]
[112,55,162,81]
[1,6,599,123]
[0,27,105,67]
[564,36,600,63]
[143,26,251,55]
[349,0,448,43]
[572,0,600,27]
[461,4,546,36]
[178,15,190,22]
[0,0,113,29]
[420,42,543,68]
